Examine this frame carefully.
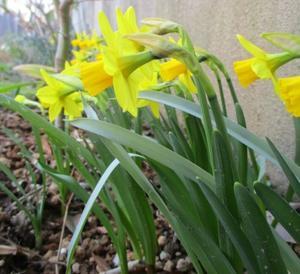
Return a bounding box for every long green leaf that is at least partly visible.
[84,103,157,266]
[198,182,261,274]
[71,118,215,188]
[272,228,300,274]
[266,138,300,196]
[255,183,300,243]
[66,154,142,274]
[0,82,35,93]
[235,183,287,274]
[99,140,235,274]
[139,91,300,179]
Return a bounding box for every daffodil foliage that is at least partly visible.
[3,6,300,274]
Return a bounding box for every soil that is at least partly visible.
[0,109,194,274]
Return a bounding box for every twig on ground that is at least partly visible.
[55,193,74,274]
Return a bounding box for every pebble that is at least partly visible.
[175,251,182,257]
[100,235,109,245]
[43,250,55,260]
[97,226,108,234]
[59,247,67,259]
[157,235,167,246]
[112,254,120,266]
[72,262,80,273]
[176,258,190,271]
[159,250,170,261]
[163,260,174,272]
[155,261,163,270]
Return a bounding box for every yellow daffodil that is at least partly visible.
[71,32,99,50]
[234,34,295,92]
[160,59,196,93]
[36,69,83,122]
[71,32,101,64]
[80,7,159,117]
[279,76,300,117]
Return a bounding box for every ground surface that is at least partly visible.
[0,108,194,274]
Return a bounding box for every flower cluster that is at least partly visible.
[27,7,194,122]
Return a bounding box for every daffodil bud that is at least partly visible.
[261,32,300,57]
[15,95,43,110]
[142,18,179,35]
[15,95,27,104]
[126,33,195,67]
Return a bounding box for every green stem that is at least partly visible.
[212,67,227,116]
[193,74,214,169]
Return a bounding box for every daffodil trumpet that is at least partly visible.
[279,76,300,117]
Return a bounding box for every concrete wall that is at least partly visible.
[73,0,300,191]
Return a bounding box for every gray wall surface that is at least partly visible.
[73,0,300,191]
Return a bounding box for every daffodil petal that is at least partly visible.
[64,94,82,118]
[125,6,139,33]
[178,72,196,93]
[98,11,115,46]
[36,86,59,105]
[160,59,187,81]
[49,101,63,122]
[237,34,266,59]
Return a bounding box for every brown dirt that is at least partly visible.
[0,109,193,274]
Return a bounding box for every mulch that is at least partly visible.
[0,108,194,274]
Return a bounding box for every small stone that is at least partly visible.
[48,183,58,193]
[185,256,192,264]
[97,226,108,234]
[112,254,119,267]
[159,251,170,261]
[43,250,55,260]
[163,260,174,272]
[157,235,167,246]
[75,246,85,260]
[0,260,4,267]
[72,262,80,273]
[175,251,182,257]
[100,235,109,245]
[59,247,67,257]
[176,258,190,271]
[155,261,163,270]
[61,237,70,248]
[49,256,57,263]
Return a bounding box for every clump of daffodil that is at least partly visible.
[233,34,296,92]
[71,32,100,50]
[80,7,160,117]
[279,76,300,117]
[36,69,83,122]
[71,32,101,64]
